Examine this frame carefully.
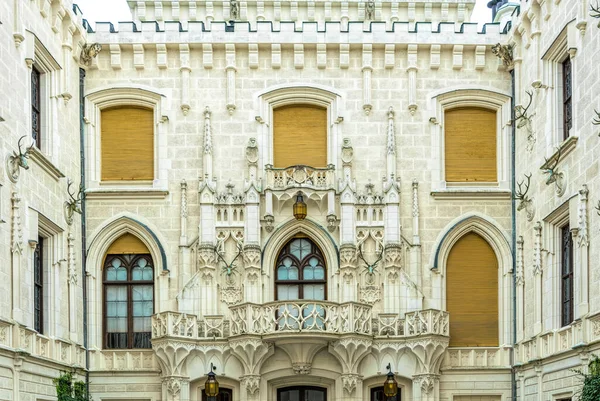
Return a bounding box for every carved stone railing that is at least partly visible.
[374,309,449,337]
[442,347,511,369]
[265,164,336,191]
[152,308,450,341]
[229,301,372,336]
[152,312,228,340]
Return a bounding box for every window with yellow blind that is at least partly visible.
[101,107,154,181]
[446,232,499,347]
[444,107,497,183]
[273,105,327,168]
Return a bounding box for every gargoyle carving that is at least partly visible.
[491,43,514,68]
[6,136,34,183]
[80,43,102,66]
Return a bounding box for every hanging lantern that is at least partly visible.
[204,363,219,398]
[293,192,307,220]
[383,363,398,398]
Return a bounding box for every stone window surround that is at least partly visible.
[24,30,62,159]
[85,214,168,350]
[542,199,579,331]
[84,85,169,195]
[254,84,344,172]
[541,19,578,154]
[430,213,513,347]
[28,211,65,338]
[429,87,512,196]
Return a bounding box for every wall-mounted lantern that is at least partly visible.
[293,192,307,220]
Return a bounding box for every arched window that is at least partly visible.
[103,234,154,349]
[275,237,326,301]
[277,386,326,401]
[446,232,498,347]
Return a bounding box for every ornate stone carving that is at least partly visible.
[165,377,182,396]
[412,179,419,218]
[221,285,243,305]
[67,233,77,285]
[292,363,312,375]
[414,374,439,395]
[197,244,217,270]
[339,244,357,269]
[578,184,589,247]
[516,236,524,286]
[340,373,361,394]
[384,243,403,269]
[327,214,338,232]
[80,43,102,66]
[241,375,260,395]
[263,214,274,232]
[365,0,375,20]
[359,285,381,305]
[491,43,514,68]
[11,192,22,253]
[533,221,542,275]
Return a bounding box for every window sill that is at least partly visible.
[431,188,512,200]
[30,148,65,181]
[85,188,169,200]
[540,136,578,170]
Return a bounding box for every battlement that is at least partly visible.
[123,0,476,28]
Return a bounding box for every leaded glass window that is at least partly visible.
[31,66,41,148]
[104,254,154,349]
[561,225,573,327]
[562,57,572,140]
[275,238,326,301]
[34,236,44,334]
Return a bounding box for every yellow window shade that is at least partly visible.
[273,105,327,168]
[106,233,149,255]
[445,107,497,182]
[446,232,499,347]
[101,107,154,181]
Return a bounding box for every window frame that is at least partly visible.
[102,253,155,350]
[85,87,168,194]
[201,388,233,401]
[274,237,327,301]
[33,236,44,334]
[561,57,572,141]
[276,386,327,401]
[370,385,401,401]
[429,88,511,195]
[31,66,42,149]
[560,224,574,327]
[255,84,344,172]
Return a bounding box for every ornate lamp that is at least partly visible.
[383,363,398,399]
[204,363,219,400]
[293,192,307,220]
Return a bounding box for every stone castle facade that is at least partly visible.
[0,0,599,400]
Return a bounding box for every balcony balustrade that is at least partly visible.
[264,164,336,191]
[151,304,449,341]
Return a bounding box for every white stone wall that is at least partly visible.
[0,0,88,399]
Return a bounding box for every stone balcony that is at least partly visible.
[264,164,336,192]
[151,303,449,341]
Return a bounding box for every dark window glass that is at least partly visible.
[202,388,233,401]
[31,66,41,148]
[562,57,572,140]
[277,386,326,401]
[34,236,44,334]
[371,386,400,401]
[104,254,154,349]
[561,225,573,327]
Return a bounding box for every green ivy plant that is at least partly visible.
[53,372,92,401]
[575,355,600,401]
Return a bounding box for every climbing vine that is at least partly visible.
[53,372,92,401]
[575,355,600,401]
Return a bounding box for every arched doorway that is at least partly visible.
[277,386,326,401]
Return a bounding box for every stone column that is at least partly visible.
[412,374,439,401]
[533,222,542,334]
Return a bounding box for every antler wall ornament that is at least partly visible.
[6,136,34,183]
[595,200,600,216]
[591,2,600,26]
[64,179,83,226]
[541,147,566,196]
[593,110,600,132]
[514,173,535,221]
[491,43,514,69]
[214,241,244,277]
[515,90,536,151]
[357,243,383,275]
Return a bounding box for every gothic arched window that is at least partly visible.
[275,237,326,301]
[103,234,154,349]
